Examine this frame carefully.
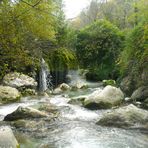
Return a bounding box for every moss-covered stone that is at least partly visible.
[0,86,21,104]
[97,104,148,129]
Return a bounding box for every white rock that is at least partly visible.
[84,85,124,109]
[0,126,19,148]
[3,72,37,88]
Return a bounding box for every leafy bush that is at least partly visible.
[45,47,77,86]
[0,47,39,80]
[48,47,77,71]
[119,23,148,87]
[102,80,116,86]
[76,20,124,81]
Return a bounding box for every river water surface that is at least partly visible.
[0,77,148,148]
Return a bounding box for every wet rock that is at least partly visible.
[68,95,86,106]
[53,83,71,95]
[0,126,19,148]
[11,119,46,130]
[3,72,37,89]
[131,86,148,102]
[84,85,124,109]
[21,88,37,96]
[97,104,148,129]
[76,81,88,89]
[59,83,71,91]
[4,106,47,121]
[38,103,58,113]
[52,88,63,95]
[0,86,21,104]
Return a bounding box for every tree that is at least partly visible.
[76,20,124,80]
[0,0,56,79]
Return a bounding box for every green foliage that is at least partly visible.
[65,28,78,50]
[102,80,116,87]
[119,23,148,87]
[76,20,124,80]
[0,0,58,80]
[47,47,77,71]
[0,47,39,80]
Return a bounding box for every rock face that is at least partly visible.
[131,86,148,102]
[97,104,148,129]
[0,86,21,103]
[4,106,47,121]
[0,126,19,148]
[53,83,71,94]
[84,85,124,109]
[3,72,37,89]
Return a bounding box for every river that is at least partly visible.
[0,84,148,148]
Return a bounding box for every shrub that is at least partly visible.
[48,47,77,71]
[119,23,148,87]
[76,20,124,81]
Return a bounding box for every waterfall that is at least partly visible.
[39,58,53,92]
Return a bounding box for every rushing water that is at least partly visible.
[0,91,148,148]
[0,72,148,148]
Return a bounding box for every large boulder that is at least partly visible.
[0,86,21,104]
[0,126,19,148]
[84,85,124,109]
[3,72,37,89]
[131,86,148,102]
[4,106,47,121]
[97,104,148,129]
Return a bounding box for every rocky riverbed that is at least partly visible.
[0,72,148,148]
[0,86,148,148]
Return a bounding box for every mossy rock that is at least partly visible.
[21,89,37,96]
[0,86,21,104]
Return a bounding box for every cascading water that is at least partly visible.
[39,58,53,92]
